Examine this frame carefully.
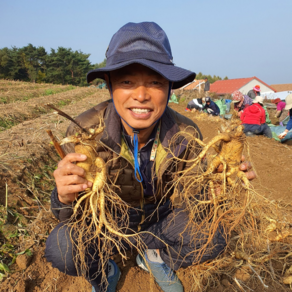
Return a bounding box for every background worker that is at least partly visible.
[186,98,203,112]
[240,96,272,138]
[202,97,220,116]
[204,77,210,96]
[232,90,253,116]
[278,94,292,139]
[247,85,261,99]
[272,98,288,124]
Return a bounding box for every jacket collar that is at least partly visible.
[100,101,122,154]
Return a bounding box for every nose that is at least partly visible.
[132,85,150,102]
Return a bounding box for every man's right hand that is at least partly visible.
[53,153,93,205]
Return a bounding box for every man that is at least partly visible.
[240,96,272,138]
[204,77,210,96]
[202,97,220,116]
[247,85,261,99]
[45,22,255,292]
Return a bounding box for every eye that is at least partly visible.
[151,81,162,85]
[122,80,131,84]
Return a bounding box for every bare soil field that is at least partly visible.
[0,83,98,131]
[0,82,291,292]
[0,80,77,104]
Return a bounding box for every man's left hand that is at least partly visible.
[216,155,256,181]
[208,156,256,199]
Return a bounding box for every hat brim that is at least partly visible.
[232,100,240,103]
[253,100,263,105]
[285,104,292,110]
[87,60,196,89]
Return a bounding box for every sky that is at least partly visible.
[1,0,292,85]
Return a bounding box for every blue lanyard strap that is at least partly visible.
[132,130,143,182]
[121,123,160,183]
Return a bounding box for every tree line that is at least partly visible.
[0,44,228,86]
[195,72,228,83]
[0,44,107,86]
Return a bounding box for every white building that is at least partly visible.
[210,77,276,96]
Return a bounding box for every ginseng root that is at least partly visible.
[166,121,292,292]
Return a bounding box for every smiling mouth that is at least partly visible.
[130,108,152,114]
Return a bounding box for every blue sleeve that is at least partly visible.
[286,118,292,131]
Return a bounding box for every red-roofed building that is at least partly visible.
[180,79,205,91]
[210,77,276,96]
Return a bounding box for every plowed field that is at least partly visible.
[0,82,291,292]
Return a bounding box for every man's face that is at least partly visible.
[106,64,169,130]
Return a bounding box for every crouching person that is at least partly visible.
[240,96,272,138]
[232,90,253,117]
[186,98,203,112]
[272,97,289,125]
[202,97,220,116]
[278,94,292,139]
[45,22,254,292]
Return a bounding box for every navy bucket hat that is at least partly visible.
[87,22,196,89]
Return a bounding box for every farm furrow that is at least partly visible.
[0,90,109,204]
[0,85,76,104]
[0,87,101,131]
[0,90,110,291]
[0,83,70,91]
[1,87,292,292]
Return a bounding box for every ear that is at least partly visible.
[104,73,110,89]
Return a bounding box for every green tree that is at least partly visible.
[0,45,97,86]
[195,72,228,83]
[19,44,47,82]
[20,44,47,82]
[0,47,29,80]
[0,48,14,79]
[46,47,93,85]
[93,58,106,69]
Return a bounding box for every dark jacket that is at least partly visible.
[203,101,220,116]
[204,80,210,92]
[247,90,260,99]
[51,100,203,229]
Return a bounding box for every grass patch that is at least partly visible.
[0,118,19,131]
[57,99,72,107]
[0,206,31,281]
